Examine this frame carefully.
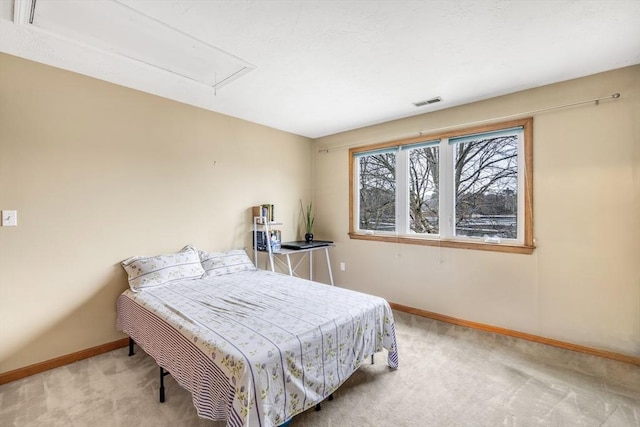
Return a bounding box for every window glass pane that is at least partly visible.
[359,152,396,231]
[454,133,518,239]
[409,146,439,234]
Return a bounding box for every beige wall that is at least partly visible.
[0,53,313,373]
[313,65,640,357]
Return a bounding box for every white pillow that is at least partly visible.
[122,245,205,292]
[199,249,256,278]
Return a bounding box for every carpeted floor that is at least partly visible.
[1,310,639,426]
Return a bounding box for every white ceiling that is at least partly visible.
[1,0,639,138]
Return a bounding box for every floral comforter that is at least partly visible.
[117,269,398,427]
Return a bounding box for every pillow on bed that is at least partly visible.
[122,245,205,292]
[198,248,256,277]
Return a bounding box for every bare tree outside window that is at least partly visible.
[409,146,439,233]
[358,136,517,238]
[359,153,396,231]
[454,135,518,239]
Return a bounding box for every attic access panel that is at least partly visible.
[20,0,255,90]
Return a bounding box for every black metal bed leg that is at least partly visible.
[315,393,334,411]
[159,367,167,403]
[128,337,135,356]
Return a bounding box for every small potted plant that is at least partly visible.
[301,200,314,242]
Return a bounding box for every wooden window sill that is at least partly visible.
[348,232,535,254]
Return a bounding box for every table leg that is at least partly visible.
[286,253,293,276]
[324,247,334,285]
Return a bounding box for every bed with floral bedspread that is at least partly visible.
[116,251,398,427]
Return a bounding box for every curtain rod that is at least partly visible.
[318,93,620,154]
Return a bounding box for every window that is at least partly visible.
[349,118,533,254]
[358,149,397,231]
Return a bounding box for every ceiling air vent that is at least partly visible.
[413,97,442,107]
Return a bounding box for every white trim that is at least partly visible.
[13,0,33,24]
[516,130,525,244]
[440,139,454,238]
[354,157,362,232]
[396,148,408,234]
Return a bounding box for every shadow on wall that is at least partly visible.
[0,263,130,375]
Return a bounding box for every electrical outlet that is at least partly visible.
[340,262,346,271]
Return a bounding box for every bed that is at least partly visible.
[116,246,399,427]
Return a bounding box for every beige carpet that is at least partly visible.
[1,310,639,426]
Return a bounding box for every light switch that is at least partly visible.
[2,210,17,227]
